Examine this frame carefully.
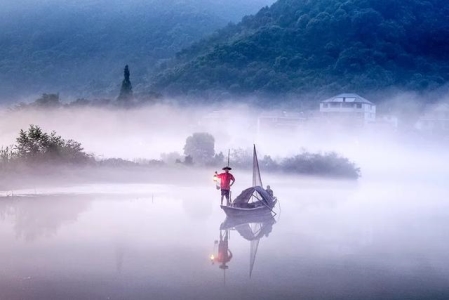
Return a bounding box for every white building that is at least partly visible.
[320,93,376,125]
[415,103,449,133]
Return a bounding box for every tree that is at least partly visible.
[15,125,90,164]
[183,132,215,165]
[118,65,133,101]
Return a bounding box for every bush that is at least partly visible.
[226,148,360,179]
[280,151,360,179]
[97,158,139,168]
[1,125,91,168]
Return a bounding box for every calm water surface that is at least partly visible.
[1,175,448,300]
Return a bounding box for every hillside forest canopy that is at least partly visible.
[151,0,449,103]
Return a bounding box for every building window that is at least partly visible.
[331,103,340,108]
[323,103,328,108]
[356,103,362,109]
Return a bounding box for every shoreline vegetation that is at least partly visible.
[0,126,361,191]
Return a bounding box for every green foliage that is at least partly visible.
[9,125,90,165]
[227,148,360,179]
[279,151,360,179]
[152,0,449,101]
[183,132,216,165]
[118,65,133,102]
[97,158,139,168]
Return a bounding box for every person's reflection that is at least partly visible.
[211,229,233,270]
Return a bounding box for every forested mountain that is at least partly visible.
[152,0,449,102]
[0,0,274,101]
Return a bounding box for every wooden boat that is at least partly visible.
[221,145,277,217]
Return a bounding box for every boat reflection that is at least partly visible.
[211,214,276,278]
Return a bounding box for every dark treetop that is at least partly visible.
[118,65,133,101]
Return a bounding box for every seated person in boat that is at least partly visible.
[214,166,235,206]
[266,185,274,197]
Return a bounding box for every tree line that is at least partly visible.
[1,128,360,179]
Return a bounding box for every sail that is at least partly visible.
[252,145,263,188]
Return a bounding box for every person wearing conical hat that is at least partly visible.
[214,166,235,206]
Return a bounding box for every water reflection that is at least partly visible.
[0,181,448,299]
[211,214,276,281]
[0,194,92,241]
[211,228,232,270]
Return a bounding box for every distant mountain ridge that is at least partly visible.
[151,0,449,102]
[0,0,275,101]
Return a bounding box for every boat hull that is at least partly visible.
[220,204,274,218]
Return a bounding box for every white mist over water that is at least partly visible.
[1,172,448,299]
[1,102,448,178]
[0,99,448,298]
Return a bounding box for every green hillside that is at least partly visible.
[0,0,274,101]
[152,0,449,101]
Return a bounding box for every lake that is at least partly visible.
[1,171,449,299]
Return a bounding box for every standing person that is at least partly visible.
[214,166,235,206]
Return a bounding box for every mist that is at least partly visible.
[1,96,449,299]
[1,0,448,296]
[1,97,448,177]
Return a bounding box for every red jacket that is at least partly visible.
[215,172,235,190]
